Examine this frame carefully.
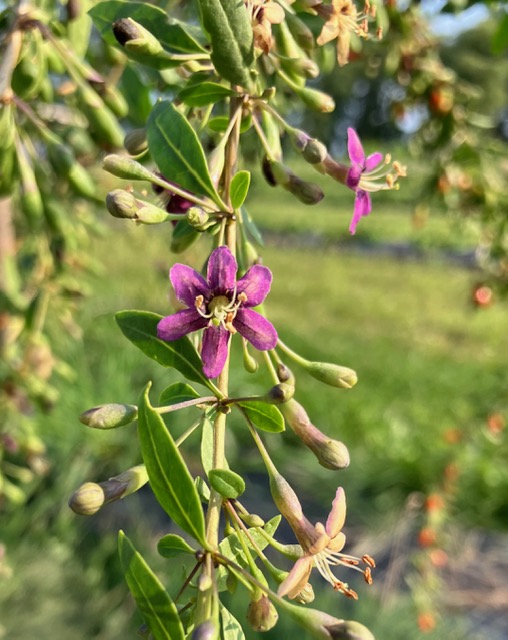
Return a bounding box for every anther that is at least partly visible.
[195,295,204,309]
[364,567,373,584]
[362,554,376,568]
[238,292,248,304]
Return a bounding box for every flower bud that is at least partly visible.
[186,207,210,229]
[243,348,259,373]
[305,362,358,389]
[124,128,148,156]
[106,190,139,219]
[284,606,374,640]
[136,203,172,224]
[269,470,304,522]
[239,513,265,527]
[263,383,295,404]
[79,403,138,429]
[285,12,315,50]
[293,581,315,604]
[191,620,219,640]
[112,18,164,56]
[277,363,295,385]
[69,465,148,515]
[287,174,324,205]
[102,154,155,181]
[247,594,279,632]
[302,138,328,165]
[293,86,335,113]
[69,482,105,515]
[326,620,375,640]
[281,400,350,470]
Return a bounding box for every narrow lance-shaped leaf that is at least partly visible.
[115,310,216,392]
[118,530,185,640]
[147,101,221,205]
[230,170,251,209]
[138,384,207,545]
[177,82,236,107]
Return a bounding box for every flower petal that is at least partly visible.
[201,325,230,378]
[364,152,383,172]
[326,487,346,539]
[236,264,273,307]
[327,531,346,553]
[207,246,237,293]
[157,309,207,341]
[347,128,365,165]
[170,264,210,307]
[278,557,313,599]
[234,309,278,351]
[349,190,371,234]
[316,21,339,46]
[346,165,362,190]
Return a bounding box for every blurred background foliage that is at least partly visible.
[0,0,507,638]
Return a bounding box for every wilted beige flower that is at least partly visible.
[247,0,285,53]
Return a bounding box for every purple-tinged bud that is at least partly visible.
[281,400,350,470]
[247,594,279,632]
[277,363,295,385]
[106,190,138,219]
[305,362,357,389]
[124,129,148,156]
[268,161,292,188]
[326,620,375,640]
[287,174,324,205]
[103,154,154,181]
[191,620,219,640]
[302,139,328,165]
[112,18,164,56]
[263,383,295,404]
[79,403,138,429]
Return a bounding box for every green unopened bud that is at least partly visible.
[263,383,295,404]
[302,138,328,165]
[286,12,315,50]
[268,160,292,187]
[186,206,209,229]
[69,482,105,515]
[136,203,171,224]
[106,190,139,219]
[281,400,350,470]
[112,18,164,56]
[293,581,315,605]
[102,154,154,181]
[124,128,148,156]
[305,362,358,389]
[247,594,279,632]
[285,607,374,640]
[293,86,335,113]
[69,465,148,515]
[239,513,265,527]
[243,347,259,373]
[207,145,225,186]
[80,402,138,428]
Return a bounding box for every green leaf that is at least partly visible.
[177,82,235,107]
[159,382,200,407]
[89,1,206,57]
[230,171,251,209]
[238,401,285,433]
[240,207,264,246]
[196,0,253,87]
[157,534,195,558]
[221,604,246,640]
[147,101,220,205]
[492,13,508,55]
[119,65,152,126]
[207,116,252,134]
[118,530,185,640]
[115,310,215,391]
[208,469,245,499]
[138,384,207,545]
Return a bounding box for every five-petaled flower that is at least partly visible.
[278,487,375,600]
[346,127,406,234]
[157,246,278,379]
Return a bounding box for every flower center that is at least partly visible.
[195,291,247,333]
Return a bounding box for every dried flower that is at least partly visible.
[247,0,285,53]
[158,246,277,378]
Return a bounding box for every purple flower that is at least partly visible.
[157,247,278,379]
[346,128,383,235]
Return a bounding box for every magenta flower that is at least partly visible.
[157,247,278,379]
[346,128,383,234]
